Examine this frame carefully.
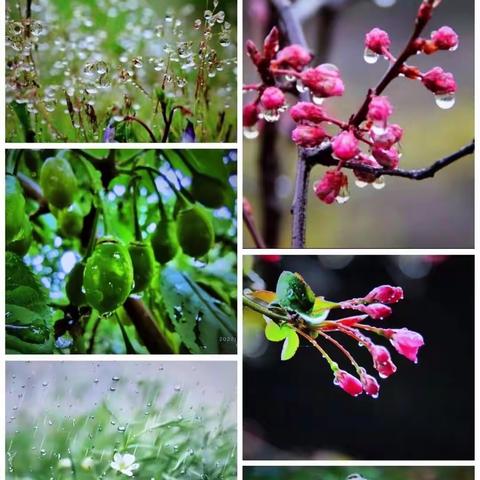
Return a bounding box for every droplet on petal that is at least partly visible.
[243,126,259,139]
[363,47,379,64]
[312,95,324,105]
[355,179,368,188]
[373,176,386,190]
[435,92,455,109]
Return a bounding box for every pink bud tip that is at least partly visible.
[371,146,400,170]
[431,26,459,51]
[313,169,348,205]
[331,131,360,161]
[260,87,286,111]
[367,95,393,123]
[301,64,345,98]
[365,28,391,54]
[243,103,259,127]
[357,303,392,320]
[360,370,380,398]
[371,123,403,149]
[389,328,425,363]
[290,102,326,123]
[334,369,364,397]
[365,285,404,304]
[275,44,313,70]
[370,345,397,378]
[291,125,328,148]
[422,67,457,94]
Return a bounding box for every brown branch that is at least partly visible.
[121,116,158,142]
[304,140,474,180]
[123,297,173,354]
[243,198,267,249]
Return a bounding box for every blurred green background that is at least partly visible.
[244,467,474,480]
[243,0,474,248]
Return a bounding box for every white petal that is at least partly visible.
[130,463,140,470]
[122,453,136,466]
[113,452,122,463]
[121,468,134,477]
[111,461,119,471]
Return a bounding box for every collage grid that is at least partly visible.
[1,0,478,479]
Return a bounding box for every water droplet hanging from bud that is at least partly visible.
[363,47,379,64]
[434,92,455,109]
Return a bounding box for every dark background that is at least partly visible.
[243,255,474,460]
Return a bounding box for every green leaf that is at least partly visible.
[281,330,300,361]
[264,319,292,342]
[275,271,315,313]
[312,296,339,313]
[159,267,236,354]
[248,290,277,306]
[5,252,53,353]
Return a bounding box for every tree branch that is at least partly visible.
[243,198,267,249]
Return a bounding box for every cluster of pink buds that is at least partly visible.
[316,285,424,397]
[243,0,459,204]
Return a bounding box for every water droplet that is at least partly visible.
[371,121,386,135]
[355,179,368,188]
[194,19,202,29]
[219,33,230,47]
[363,47,379,64]
[42,381,48,387]
[372,177,386,190]
[335,191,350,204]
[174,385,182,392]
[95,61,108,75]
[112,376,120,382]
[312,95,324,105]
[435,92,455,109]
[262,109,280,122]
[373,0,396,7]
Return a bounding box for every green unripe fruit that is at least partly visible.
[276,271,315,313]
[66,261,87,306]
[39,156,77,209]
[8,215,32,256]
[151,219,179,264]
[191,173,226,209]
[6,175,26,243]
[83,238,134,314]
[128,241,155,293]
[58,208,83,237]
[177,205,214,258]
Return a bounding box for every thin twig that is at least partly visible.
[122,116,158,142]
[243,198,267,249]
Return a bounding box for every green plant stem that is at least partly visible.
[316,329,362,372]
[148,171,167,219]
[132,179,142,241]
[85,208,100,256]
[242,295,289,323]
[293,326,337,371]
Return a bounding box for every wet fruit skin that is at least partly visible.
[39,156,77,209]
[151,219,179,264]
[128,241,156,293]
[176,205,214,258]
[66,261,87,306]
[83,239,134,314]
[7,214,32,256]
[58,209,83,237]
[191,173,226,209]
[6,175,26,243]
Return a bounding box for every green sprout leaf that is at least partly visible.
[275,271,315,313]
[281,329,300,361]
[264,319,292,342]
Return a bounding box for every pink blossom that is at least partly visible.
[260,87,286,111]
[367,96,393,123]
[243,103,259,127]
[300,64,345,98]
[422,67,457,94]
[263,26,280,60]
[365,28,391,54]
[365,285,404,304]
[370,345,397,378]
[334,369,363,397]
[431,26,458,50]
[291,125,327,148]
[331,131,360,161]
[290,102,326,123]
[359,370,380,398]
[371,124,404,149]
[352,154,381,184]
[389,328,424,363]
[274,44,313,70]
[313,169,348,204]
[356,303,392,320]
[372,146,400,169]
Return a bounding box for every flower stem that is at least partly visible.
[242,295,289,323]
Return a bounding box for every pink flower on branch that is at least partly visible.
[300,64,345,100]
[365,28,391,55]
[291,125,328,148]
[365,285,404,304]
[422,67,457,95]
[313,169,348,205]
[260,87,286,111]
[370,345,397,378]
[331,131,360,161]
[431,26,459,51]
[388,328,425,363]
[334,369,364,397]
[289,102,326,123]
[273,44,313,70]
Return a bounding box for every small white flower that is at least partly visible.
[57,458,72,469]
[110,452,140,477]
[81,457,95,471]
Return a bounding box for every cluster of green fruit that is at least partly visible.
[7,155,221,315]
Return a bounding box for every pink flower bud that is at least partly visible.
[313,169,348,205]
[370,345,397,378]
[274,44,313,70]
[431,26,458,50]
[359,370,380,398]
[367,96,393,124]
[331,131,360,161]
[422,67,457,94]
[290,102,326,123]
[335,314,369,328]
[365,285,404,304]
[334,369,363,397]
[301,64,345,98]
[389,328,424,363]
[243,103,259,127]
[357,303,392,320]
[371,123,403,148]
[260,87,286,111]
[372,146,400,169]
[291,125,327,148]
[365,28,391,54]
[246,40,261,66]
[263,27,280,60]
[352,154,381,184]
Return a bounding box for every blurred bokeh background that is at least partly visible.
[244,466,474,480]
[243,0,474,248]
[243,255,474,460]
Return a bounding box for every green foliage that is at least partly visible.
[275,271,315,313]
[6,0,237,142]
[5,149,237,354]
[6,175,26,243]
